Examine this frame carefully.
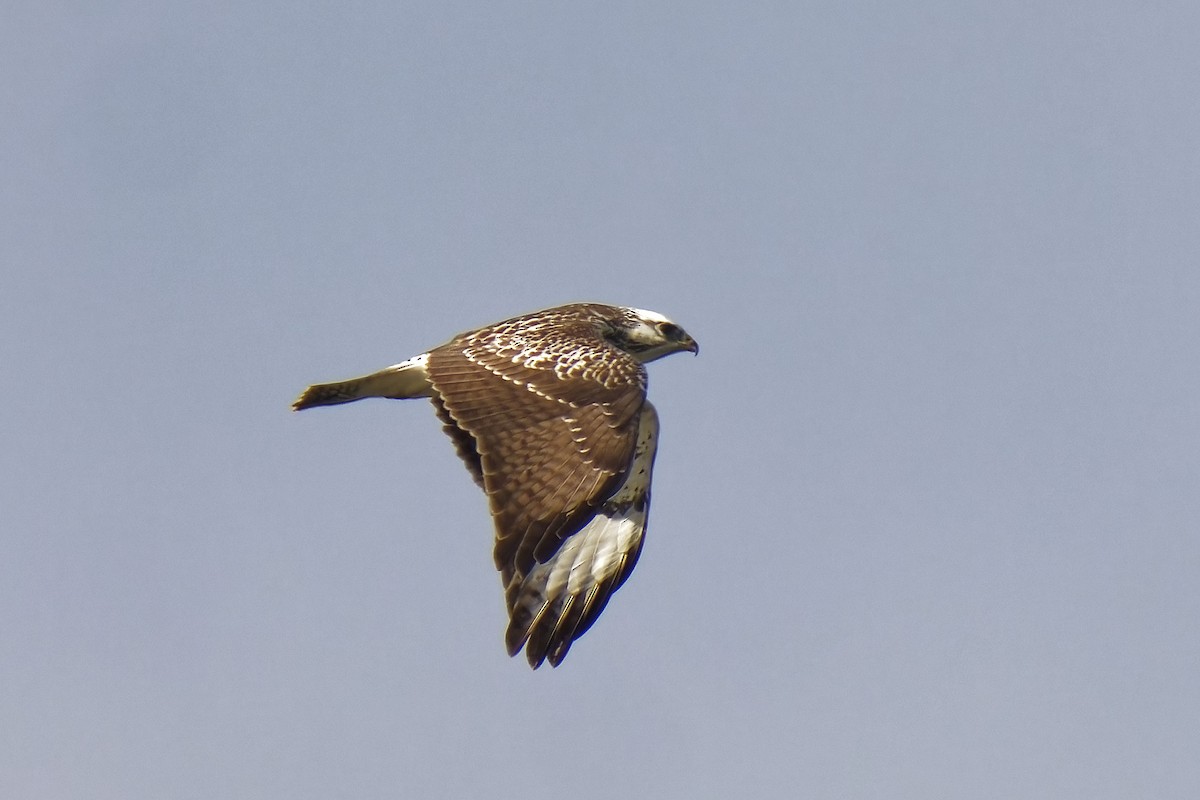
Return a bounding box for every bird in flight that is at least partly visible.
[293,302,697,668]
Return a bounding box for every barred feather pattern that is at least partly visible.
[293,302,696,668]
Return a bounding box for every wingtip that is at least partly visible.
[545,643,571,668]
[506,628,550,670]
[509,642,549,670]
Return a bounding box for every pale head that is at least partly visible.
[604,306,699,364]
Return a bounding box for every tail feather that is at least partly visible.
[293,353,433,411]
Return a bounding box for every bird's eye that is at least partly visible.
[658,322,682,339]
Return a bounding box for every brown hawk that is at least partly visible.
[293,303,697,668]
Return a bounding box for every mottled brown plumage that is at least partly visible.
[293,303,697,668]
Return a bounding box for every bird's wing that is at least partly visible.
[504,402,659,667]
[424,313,647,585]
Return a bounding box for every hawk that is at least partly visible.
[293,303,697,668]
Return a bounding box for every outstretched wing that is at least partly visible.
[423,306,648,603]
[504,403,659,667]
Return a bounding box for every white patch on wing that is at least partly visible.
[545,493,646,597]
[552,403,656,591]
[507,403,660,665]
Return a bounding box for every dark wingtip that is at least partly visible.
[546,642,571,668]
[522,643,548,670]
[506,623,548,669]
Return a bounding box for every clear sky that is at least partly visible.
[4,2,1199,798]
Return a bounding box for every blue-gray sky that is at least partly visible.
[4,2,1199,798]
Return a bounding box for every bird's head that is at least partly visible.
[604,306,699,364]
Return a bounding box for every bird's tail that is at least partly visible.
[292,353,433,411]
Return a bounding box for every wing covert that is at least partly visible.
[424,311,648,580]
